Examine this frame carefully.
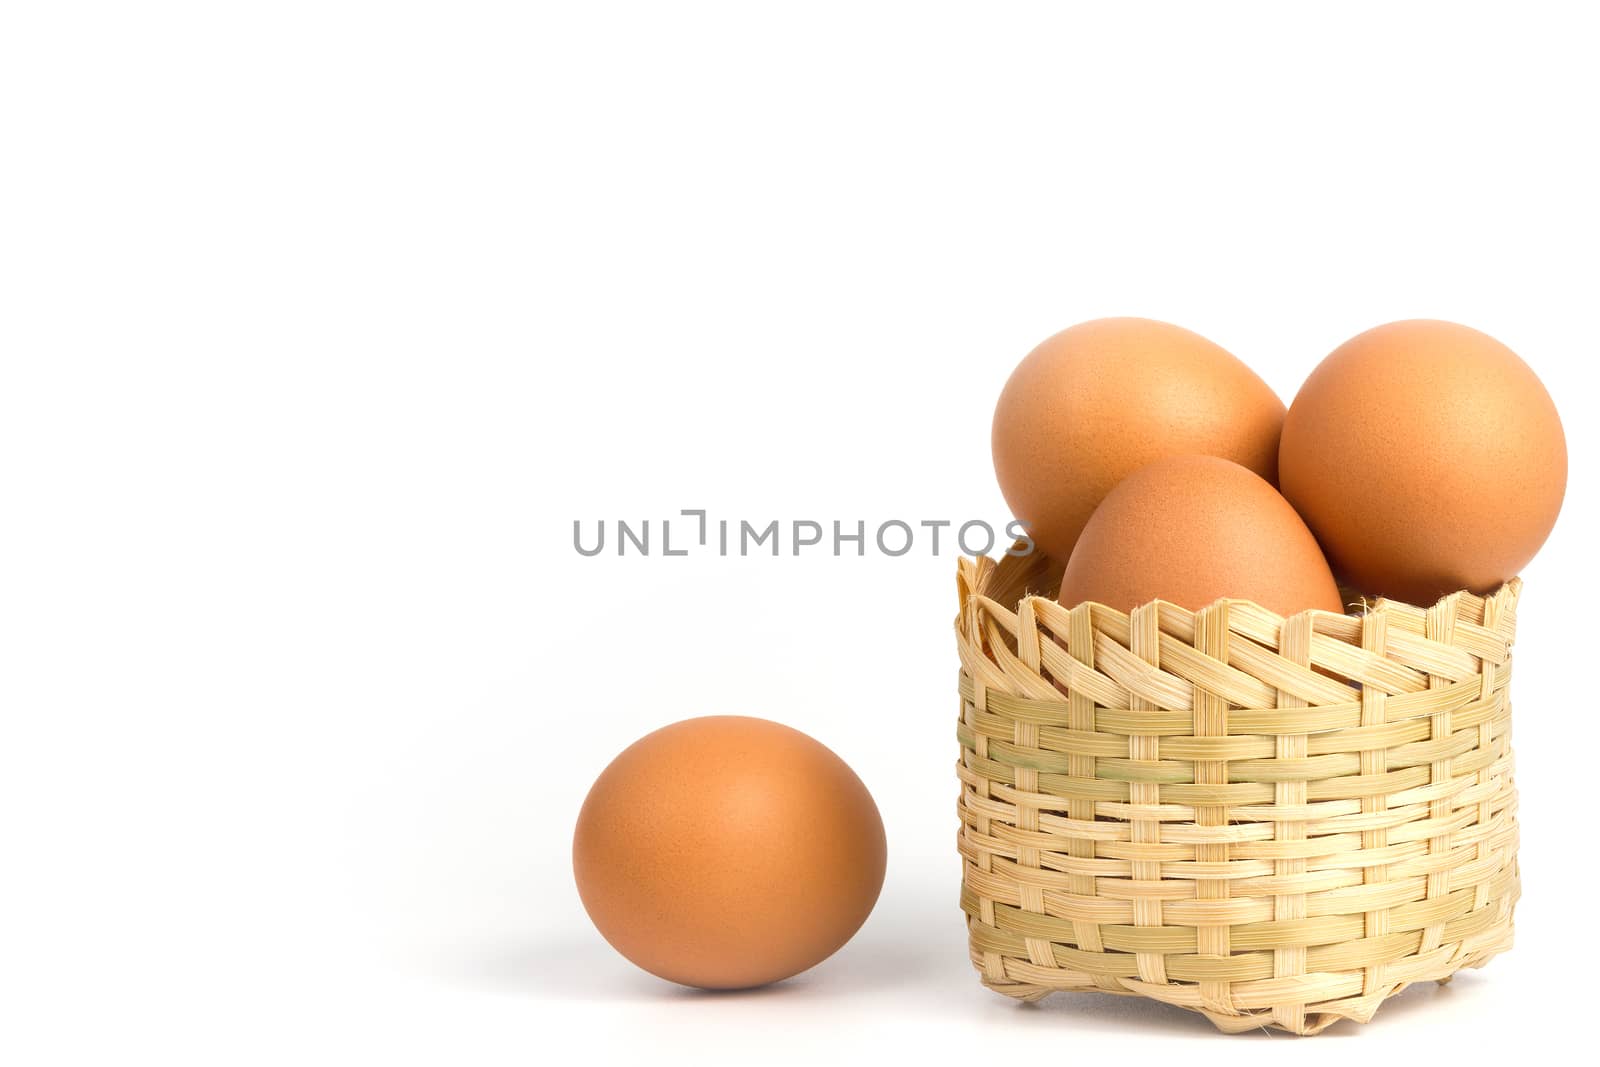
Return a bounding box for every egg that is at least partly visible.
[992,317,1286,560]
[1057,454,1344,616]
[572,716,886,990]
[1279,320,1566,605]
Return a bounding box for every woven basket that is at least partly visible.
[954,548,1520,1034]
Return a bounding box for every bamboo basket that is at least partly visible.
[954,548,1520,1034]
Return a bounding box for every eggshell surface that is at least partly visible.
[1057,454,1344,616]
[1279,319,1566,605]
[992,317,1286,560]
[572,716,887,990]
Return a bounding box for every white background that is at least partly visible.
[3,2,1597,1063]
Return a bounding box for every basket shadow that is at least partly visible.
[999,970,1481,1037]
[998,988,1239,1037]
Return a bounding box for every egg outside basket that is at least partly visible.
[954,550,1520,1035]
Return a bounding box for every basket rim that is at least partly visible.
[957,550,1522,626]
[953,552,1520,713]
[953,550,1516,633]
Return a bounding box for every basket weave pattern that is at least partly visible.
[955,552,1520,1034]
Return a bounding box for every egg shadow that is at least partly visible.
[432,933,686,1002]
[428,918,957,1004]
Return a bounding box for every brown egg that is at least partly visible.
[1280,320,1566,605]
[572,716,886,990]
[1058,455,1344,616]
[992,318,1285,560]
